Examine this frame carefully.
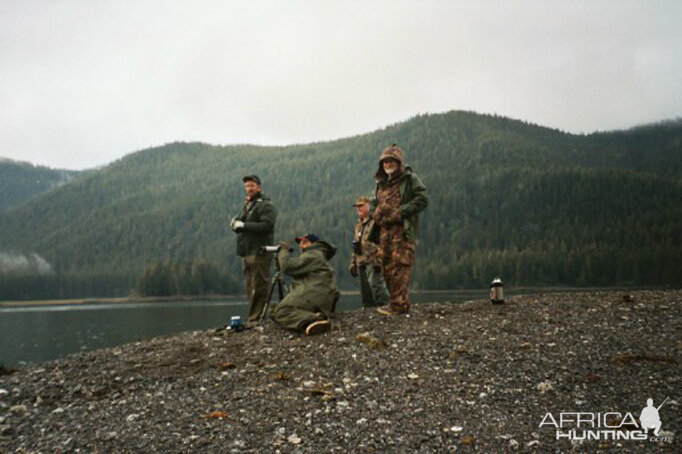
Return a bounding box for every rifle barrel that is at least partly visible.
[657,396,670,411]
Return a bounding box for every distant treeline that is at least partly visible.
[133,259,239,297]
[0,274,133,300]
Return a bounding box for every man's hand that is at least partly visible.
[383,207,402,225]
[278,241,290,252]
[349,262,358,278]
[373,206,402,226]
[231,220,245,232]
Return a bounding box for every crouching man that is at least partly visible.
[272,234,340,336]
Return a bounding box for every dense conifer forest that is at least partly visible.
[0,159,79,213]
[1,111,680,299]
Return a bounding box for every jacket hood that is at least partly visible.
[375,144,406,181]
[307,240,337,260]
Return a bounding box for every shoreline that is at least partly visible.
[0,285,667,308]
[1,289,679,451]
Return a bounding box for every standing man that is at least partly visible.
[372,144,428,315]
[229,175,277,324]
[350,196,389,308]
[272,234,340,335]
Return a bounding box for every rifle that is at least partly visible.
[657,396,669,411]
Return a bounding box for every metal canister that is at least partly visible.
[490,277,504,305]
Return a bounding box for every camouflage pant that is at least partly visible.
[379,226,415,311]
[243,255,271,322]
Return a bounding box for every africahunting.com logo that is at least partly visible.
[539,397,673,444]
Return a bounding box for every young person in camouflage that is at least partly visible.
[272,234,340,335]
[350,195,389,308]
[371,145,428,315]
[229,175,278,324]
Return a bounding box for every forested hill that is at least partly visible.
[0,159,81,213]
[1,111,681,299]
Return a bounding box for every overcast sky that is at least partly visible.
[1,1,680,170]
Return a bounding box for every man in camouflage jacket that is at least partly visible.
[350,195,389,308]
[371,144,428,315]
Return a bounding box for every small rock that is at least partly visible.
[526,440,540,447]
[53,407,65,414]
[356,418,367,425]
[450,426,463,432]
[10,405,28,416]
[537,381,553,393]
[407,373,419,380]
[461,436,475,445]
[302,380,316,388]
[0,389,8,397]
[509,439,519,448]
[126,413,140,422]
[287,434,302,445]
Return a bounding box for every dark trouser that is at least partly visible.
[359,265,389,308]
[243,255,271,322]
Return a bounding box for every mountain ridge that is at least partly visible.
[1,110,680,299]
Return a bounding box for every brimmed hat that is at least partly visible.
[242,175,261,185]
[353,196,371,207]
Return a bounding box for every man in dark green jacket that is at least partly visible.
[230,175,277,323]
[272,234,340,335]
[371,144,428,315]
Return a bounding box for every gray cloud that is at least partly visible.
[1,0,680,170]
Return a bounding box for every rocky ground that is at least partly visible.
[1,290,680,453]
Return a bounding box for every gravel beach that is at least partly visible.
[1,289,680,452]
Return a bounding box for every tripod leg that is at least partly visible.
[260,275,278,322]
[277,276,284,302]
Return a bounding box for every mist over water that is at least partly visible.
[0,252,52,275]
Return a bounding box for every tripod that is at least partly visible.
[260,254,287,322]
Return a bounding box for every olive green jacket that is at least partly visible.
[372,167,428,242]
[235,193,277,257]
[277,241,340,313]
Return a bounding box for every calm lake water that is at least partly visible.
[1,288,588,365]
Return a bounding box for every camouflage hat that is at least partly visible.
[353,196,371,207]
[379,144,404,163]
